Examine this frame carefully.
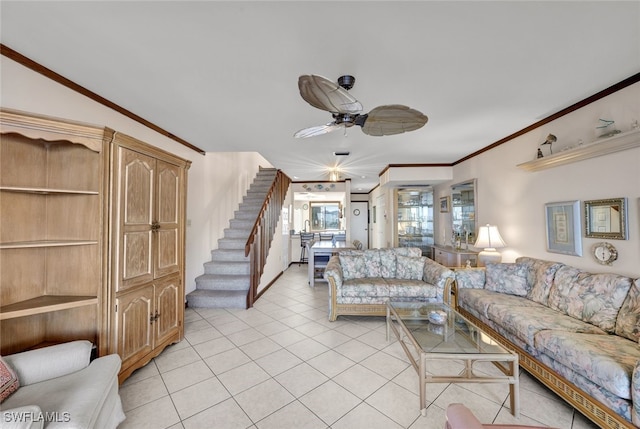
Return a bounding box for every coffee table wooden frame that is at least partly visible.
[386,302,520,417]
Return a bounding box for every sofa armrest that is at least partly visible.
[0,405,44,429]
[3,341,92,386]
[323,255,343,292]
[632,361,640,427]
[324,255,344,322]
[422,258,455,302]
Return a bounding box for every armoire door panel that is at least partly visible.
[155,229,179,278]
[156,161,179,224]
[154,159,182,279]
[121,150,154,226]
[154,276,180,346]
[121,230,153,290]
[115,287,153,367]
[116,147,156,290]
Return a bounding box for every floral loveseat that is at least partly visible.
[323,247,455,321]
[454,257,640,429]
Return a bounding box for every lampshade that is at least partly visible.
[474,224,507,266]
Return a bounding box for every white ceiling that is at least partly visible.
[2,1,639,192]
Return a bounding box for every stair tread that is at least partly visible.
[186,289,247,309]
[197,273,249,280]
[204,260,248,265]
[188,289,247,296]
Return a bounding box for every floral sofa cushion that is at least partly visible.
[378,248,398,278]
[548,266,633,333]
[387,279,437,299]
[339,254,366,280]
[486,303,606,347]
[457,288,542,320]
[517,257,564,305]
[396,255,425,280]
[485,263,529,296]
[616,278,640,342]
[340,278,389,298]
[363,251,382,277]
[535,330,640,400]
[394,247,423,258]
[537,352,635,424]
[454,268,485,290]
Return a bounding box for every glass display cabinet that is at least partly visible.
[395,188,434,256]
[451,179,476,247]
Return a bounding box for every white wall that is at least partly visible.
[434,82,640,277]
[1,57,283,295]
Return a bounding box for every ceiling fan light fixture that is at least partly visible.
[295,74,428,139]
[329,168,340,182]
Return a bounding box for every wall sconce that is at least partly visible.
[474,224,507,266]
[329,169,340,182]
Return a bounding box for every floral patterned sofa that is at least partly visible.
[453,257,640,429]
[323,247,455,322]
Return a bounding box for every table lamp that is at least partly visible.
[474,224,507,266]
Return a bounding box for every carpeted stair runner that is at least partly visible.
[186,167,277,309]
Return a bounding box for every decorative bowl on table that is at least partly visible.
[428,310,447,325]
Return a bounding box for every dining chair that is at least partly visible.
[319,232,334,241]
[299,233,315,266]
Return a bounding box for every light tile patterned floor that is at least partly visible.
[118,265,600,429]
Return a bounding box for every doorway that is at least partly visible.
[349,201,369,249]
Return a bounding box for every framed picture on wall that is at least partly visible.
[439,196,450,213]
[545,200,582,256]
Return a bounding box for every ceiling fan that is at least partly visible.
[294,74,428,138]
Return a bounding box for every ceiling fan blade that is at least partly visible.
[298,75,363,114]
[359,104,428,136]
[293,122,343,139]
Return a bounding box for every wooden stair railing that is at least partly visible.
[244,169,291,308]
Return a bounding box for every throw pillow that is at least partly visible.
[378,248,397,278]
[549,267,633,333]
[615,278,640,342]
[363,250,382,278]
[454,268,486,289]
[0,356,19,403]
[396,255,425,280]
[339,254,366,280]
[485,263,529,296]
[394,247,422,258]
[517,257,563,305]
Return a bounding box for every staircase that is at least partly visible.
[186,167,279,309]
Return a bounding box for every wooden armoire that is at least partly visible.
[0,109,190,382]
[109,132,190,381]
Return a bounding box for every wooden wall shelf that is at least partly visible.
[517,129,640,172]
[0,240,99,249]
[0,296,98,320]
[1,186,99,195]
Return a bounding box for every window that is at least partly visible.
[310,202,341,231]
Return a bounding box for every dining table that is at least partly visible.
[307,240,353,287]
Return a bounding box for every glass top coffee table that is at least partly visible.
[386,301,519,417]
